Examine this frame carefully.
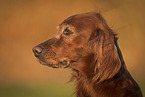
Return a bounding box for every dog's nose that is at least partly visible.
[32,46,43,56]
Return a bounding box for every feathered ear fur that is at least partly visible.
[89,13,122,83]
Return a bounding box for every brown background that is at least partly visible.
[0,0,145,96]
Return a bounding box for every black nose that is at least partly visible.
[32,46,43,56]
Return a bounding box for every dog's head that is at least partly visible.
[32,12,121,81]
[33,12,97,68]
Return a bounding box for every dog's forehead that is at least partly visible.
[62,13,97,25]
[59,13,98,32]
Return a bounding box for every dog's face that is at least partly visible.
[33,13,95,68]
[32,13,100,68]
[32,12,115,70]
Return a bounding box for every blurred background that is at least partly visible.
[0,0,145,97]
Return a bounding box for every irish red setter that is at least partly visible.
[32,12,143,97]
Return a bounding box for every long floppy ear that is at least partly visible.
[89,13,122,83]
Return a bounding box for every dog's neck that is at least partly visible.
[71,62,126,97]
[71,42,127,96]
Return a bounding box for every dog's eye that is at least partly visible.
[63,28,73,35]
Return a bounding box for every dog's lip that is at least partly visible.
[38,58,76,68]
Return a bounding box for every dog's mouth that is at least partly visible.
[37,58,75,68]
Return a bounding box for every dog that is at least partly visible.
[32,12,143,97]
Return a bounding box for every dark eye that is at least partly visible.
[63,28,73,35]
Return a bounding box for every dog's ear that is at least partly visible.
[88,13,122,83]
